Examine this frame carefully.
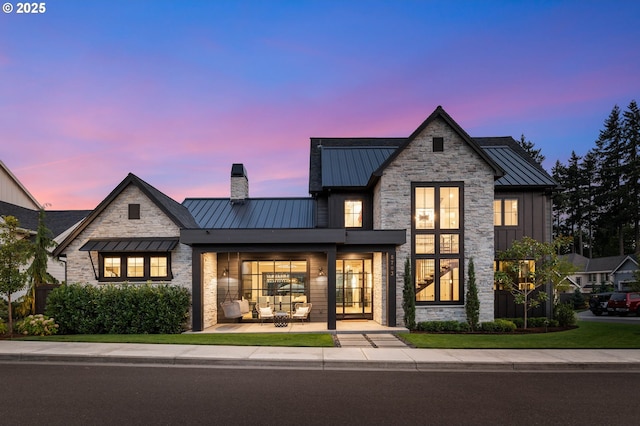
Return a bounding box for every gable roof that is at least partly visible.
[475,137,557,188]
[310,107,564,193]
[309,138,404,193]
[183,198,315,229]
[53,173,198,256]
[0,160,41,210]
[372,106,504,182]
[565,253,638,273]
[0,200,90,238]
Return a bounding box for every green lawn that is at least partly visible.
[19,321,640,349]
[21,333,335,347]
[401,321,640,349]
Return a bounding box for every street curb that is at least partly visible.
[3,352,640,372]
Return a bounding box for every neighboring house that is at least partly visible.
[0,160,41,210]
[0,160,90,284]
[52,106,557,331]
[564,253,639,293]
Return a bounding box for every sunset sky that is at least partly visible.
[1,0,639,210]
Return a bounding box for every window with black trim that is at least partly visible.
[433,137,444,152]
[413,183,463,304]
[344,200,363,228]
[494,198,518,226]
[100,253,171,281]
[128,204,141,220]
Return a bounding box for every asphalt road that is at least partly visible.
[1,363,638,425]
[577,309,640,323]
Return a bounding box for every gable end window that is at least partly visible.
[412,182,464,304]
[433,137,444,152]
[100,253,171,281]
[128,204,141,220]
[344,200,363,228]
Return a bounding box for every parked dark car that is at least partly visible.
[589,292,614,316]
[606,292,640,316]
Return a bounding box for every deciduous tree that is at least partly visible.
[0,216,33,334]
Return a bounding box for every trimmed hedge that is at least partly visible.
[416,320,471,333]
[45,283,190,334]
[479,319,517,333]
[504,317,560,328]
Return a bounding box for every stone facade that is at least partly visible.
[62,185,192,291]
[374,117,496,324]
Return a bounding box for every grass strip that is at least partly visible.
[401,321,640,349]
[21,333,335,347]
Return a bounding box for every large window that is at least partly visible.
[494,198,518,226]
[413,183,463,304]
[241,260,308,313]
[100,253,171,281]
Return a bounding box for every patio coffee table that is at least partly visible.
[273,311,289,327]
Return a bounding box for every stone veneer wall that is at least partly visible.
[374,117,496,324]
[202,253,217,329]
[63,185,192,293]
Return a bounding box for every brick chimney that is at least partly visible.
[230,163,248,204]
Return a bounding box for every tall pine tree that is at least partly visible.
[622,100,640,254]
[594,105,626,255]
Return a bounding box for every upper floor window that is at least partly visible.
[494,199,518,226]
[100,253,171,281]
[413,183,463,304]
[344,200,363,228]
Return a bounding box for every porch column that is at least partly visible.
[192,248,204,332]
[387,249,397,327]
[327,247,336,330]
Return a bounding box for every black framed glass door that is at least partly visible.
[336,258,372,320]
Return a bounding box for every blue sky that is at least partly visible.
[1,0,639,209]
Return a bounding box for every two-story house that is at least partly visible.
[52,106,557,331]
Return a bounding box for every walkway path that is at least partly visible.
[334,333,411,348]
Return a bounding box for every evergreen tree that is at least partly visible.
[518,134,546,165]
[622,100,640,254]
[25,209,58,314]
[465,258,480,331]
[593,105,626,255]
[402,258,415,330]
[551,160,570,241]
[579,150,598,258]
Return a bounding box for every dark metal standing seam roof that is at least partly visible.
[183,198,316,229]
[321,147,397,187]
[79,238,179,252]
[482,146,557,187]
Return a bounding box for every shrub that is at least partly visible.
[16,314,59,336]
[465,258,480,331]
[46,283,190,334]
[417,320,470,332]
[0,318,7,335]
[554,303,577,327]
[402,259,416,330]
[504,317,560,328]
[480,319,516,333]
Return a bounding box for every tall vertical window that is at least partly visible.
[413,183,463,304]
[344,200,363,228]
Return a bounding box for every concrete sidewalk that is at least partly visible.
[2,340,640,371]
